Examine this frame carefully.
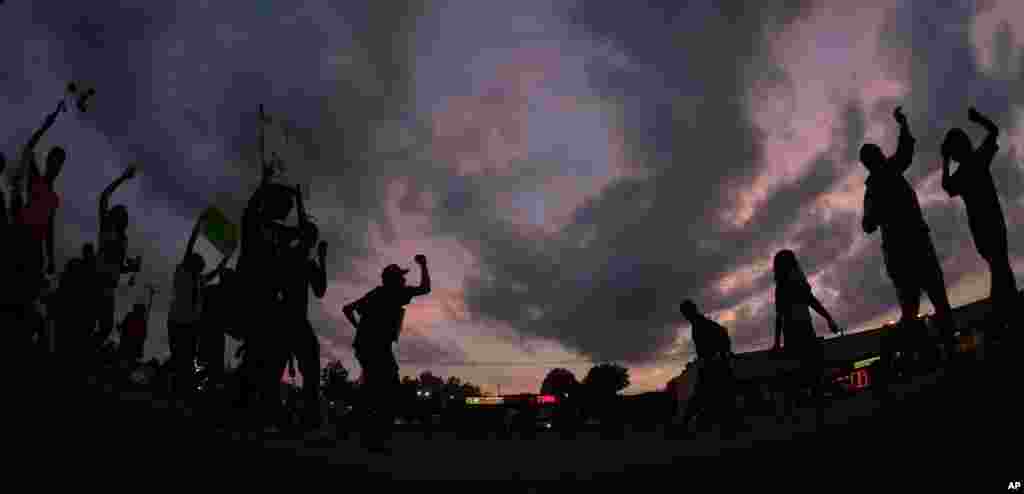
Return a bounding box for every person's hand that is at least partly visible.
[893,106,906,125]
[968,107,983,123]
[124,165,137,180]
[317,241,327,259]
[414,254,427,266]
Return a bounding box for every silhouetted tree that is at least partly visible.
[583,363,629,396]
[583,363,629,429]
[541,368,579,398]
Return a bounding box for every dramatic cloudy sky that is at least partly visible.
[3,1,1022,394]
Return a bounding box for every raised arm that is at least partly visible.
[99,166,136,224]
[891,106,916,174]
[410,254,431,296]
[941,155,961,198]
[23,102,64,178]
[969,107,1001,171]
[968,107,999,137]
[184,212,205,264]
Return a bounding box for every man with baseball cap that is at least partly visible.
[343,255,430,452]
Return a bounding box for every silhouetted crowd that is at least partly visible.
[672,106,1020,437]
[1,89,1018,450]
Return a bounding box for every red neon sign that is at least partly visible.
[849,369,870,390]
[536,395,557,405]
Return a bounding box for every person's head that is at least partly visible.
[858,143,885,172]
[45,146,67,182]
[773,249,803,284]
[262,184,294,222]
[382,263,409,287]
[108,205,129,231]
[82,242,95,261]
[679,299,699,320]
[941,128,973,163]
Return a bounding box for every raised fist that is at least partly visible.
[893,106,906,125]
[968,107,983,123]
[124,165,137,179]
[414,254,427,265]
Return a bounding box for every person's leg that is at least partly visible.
[173,322,196,403]
[919,239,955,343]
[295,322,321,427]
[95,291,116,347]
[680,370,704,430]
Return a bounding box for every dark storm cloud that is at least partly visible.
[450,1,818,363]
[871,1,1024,276]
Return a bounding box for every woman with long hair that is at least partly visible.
[772,250,840,427]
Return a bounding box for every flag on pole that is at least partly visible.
[201,206,238,256]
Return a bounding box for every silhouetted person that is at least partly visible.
[343,255,431,451]
[119,303,148,364]
[772,250,840,427]
[236,179,295,430]
[941,107,1019,338]
[168,212,230,408]
[199,267,236,391]
[5,163,38,363]
[273,191,328,430]
[861,106,957,363]
[95,166,137,345]
[676,300,738,437]
[19,102,66,281]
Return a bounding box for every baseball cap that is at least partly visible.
[382,264,410,278]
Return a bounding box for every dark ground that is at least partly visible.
[10,346,1021,485]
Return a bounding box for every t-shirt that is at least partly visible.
[280,250,321,317]
[98,228,127,287]
[775,274,818,344]
[863,129,930,249]
[690,314,731,361]
[18,175,60,243]
[169,263,203,324]
[776,272,813,325]
[351,285,417,347]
